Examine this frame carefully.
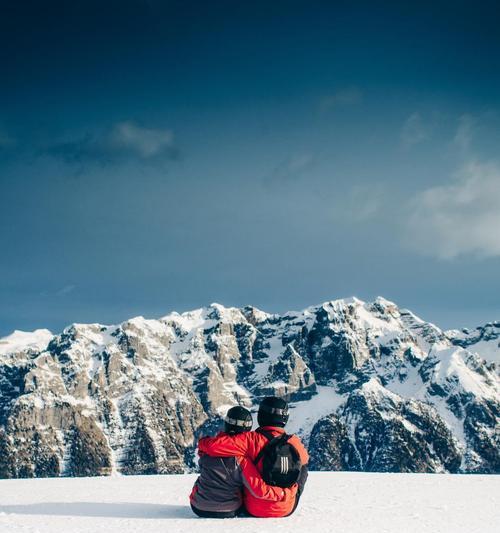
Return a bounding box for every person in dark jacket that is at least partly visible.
[198,397,309,518]
[190,405,293,518]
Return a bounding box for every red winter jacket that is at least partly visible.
[198,426,309,518]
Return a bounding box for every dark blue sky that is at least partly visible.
[1,0,500,335]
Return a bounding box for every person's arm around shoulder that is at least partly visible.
[238,457,297,502]
[198,430,253,457]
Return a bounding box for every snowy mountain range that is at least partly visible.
[0,297,498,478]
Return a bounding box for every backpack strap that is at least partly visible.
[253,429,289,467]
[255,428,275,441]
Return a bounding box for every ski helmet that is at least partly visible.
[257,396,289,428]
[224,406,253,434]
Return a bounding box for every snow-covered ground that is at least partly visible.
[0,473,497,533]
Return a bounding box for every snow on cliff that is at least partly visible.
[0,297,498,478]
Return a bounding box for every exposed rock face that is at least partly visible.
[0,320,207,477]
[309,379,462,473]
[0,297,498,477]
[308,415,359,471]
[260,345,316,400]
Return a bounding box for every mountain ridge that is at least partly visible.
[0,296,498,478]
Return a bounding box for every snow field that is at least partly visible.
[0,472,498,533]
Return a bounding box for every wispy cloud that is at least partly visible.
[267,153,314,184]
[108,121,174,158]
[320,87,363,112]
[39,284,77,297]
[330,183,384,223]
[406,160,500,259]
[401,112,430,148]
[349,185,383,221]
[56,284,77,296]
[44,121,178,167]
[453,113,476,151]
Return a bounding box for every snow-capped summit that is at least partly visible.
[0,329,53,358]
[446,321,500,364]
[0,297,498,479]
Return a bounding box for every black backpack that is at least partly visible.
[254,428,302,488]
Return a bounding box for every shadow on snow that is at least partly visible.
[0,502,195,519]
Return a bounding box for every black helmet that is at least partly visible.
[257,396,289,428]
[224,406,253,434]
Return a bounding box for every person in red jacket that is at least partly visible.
[190,406,295,518]
[198,397,309,518]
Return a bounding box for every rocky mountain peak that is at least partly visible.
[0,297,498,478]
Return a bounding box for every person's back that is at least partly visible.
[190,455,244,517]
[198,397,309,518]
[190,405,293,518]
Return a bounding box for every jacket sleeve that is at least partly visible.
[198,431,252,457]
[238,457,297,501]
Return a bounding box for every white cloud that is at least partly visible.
[401,112,429,148]
[109,121,174,158]
[406,161,500,259]
[320,87,363,111]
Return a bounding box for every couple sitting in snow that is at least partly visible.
[190,396,309,518]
